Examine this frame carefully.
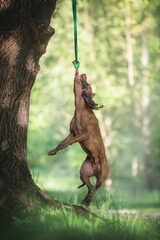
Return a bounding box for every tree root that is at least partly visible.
[36,185,97,217]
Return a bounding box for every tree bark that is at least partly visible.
[0,0,57,211]
[0,0,89,216]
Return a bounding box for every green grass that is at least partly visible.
[1,167,160,240]
[31,166,160,211]
[0,191,160,240]
[0,204,160,240]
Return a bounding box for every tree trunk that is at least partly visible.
[125,1,134,86]
[141,32,153,190]
[0,0,57,211]
[0,0,89,216]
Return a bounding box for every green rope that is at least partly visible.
[72,0,80,69]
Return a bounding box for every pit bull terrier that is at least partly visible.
[48,71,109,205]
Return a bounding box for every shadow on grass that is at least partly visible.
[0,203,160,240]
[0,187,160,240]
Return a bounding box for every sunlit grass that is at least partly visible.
[30,166,160,211]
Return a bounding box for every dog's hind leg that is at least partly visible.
[95,157,109,190]
[80,176,95,206]
[95,177,105,191]
[79,157,96,205]
[95,167,109,191]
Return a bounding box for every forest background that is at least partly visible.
[27,0,160,209]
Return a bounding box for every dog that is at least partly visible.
[48,71,109,206]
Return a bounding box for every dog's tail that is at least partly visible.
[77,183,85,189]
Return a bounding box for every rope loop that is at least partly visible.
[73,60,80,69]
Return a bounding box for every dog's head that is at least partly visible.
[80,74,96,98]
[80,74,103,110]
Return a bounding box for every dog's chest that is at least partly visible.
[70,114,84,136]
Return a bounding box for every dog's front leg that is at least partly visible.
[56,132,89,150]
[48,132,89,156]
[68,132,89,145]
[48,133,74,155]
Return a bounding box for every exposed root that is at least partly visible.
[36,185,96,217]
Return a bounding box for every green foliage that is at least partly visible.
[28,0,160,194]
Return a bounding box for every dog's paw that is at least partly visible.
[81,193,94,206]
[81,199,91,206]
[48,149,58,155]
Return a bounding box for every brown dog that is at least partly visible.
[48,72,109,206]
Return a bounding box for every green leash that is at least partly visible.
[72,0,80,69]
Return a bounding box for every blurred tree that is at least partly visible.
[125,0,134,86]
[28,0,160,192]
[141,30,152,189]
[149,0,160,189]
